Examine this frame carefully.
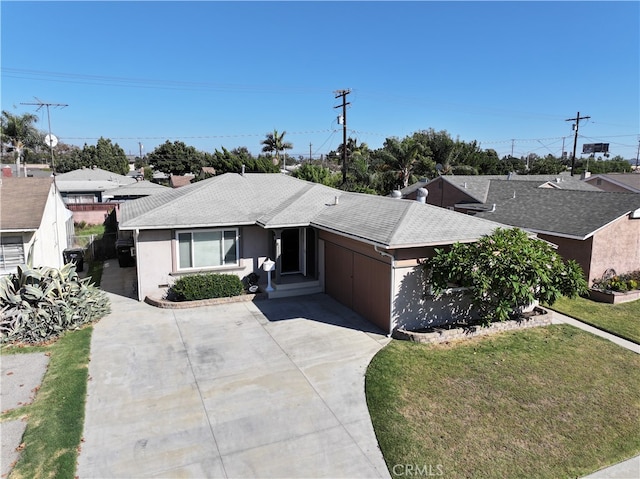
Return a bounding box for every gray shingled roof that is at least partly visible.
[55,167,137,185]
[121,173,508,248]
[427,174,600,203]
[312,193,502,247]
[103,180,170,198]
[0,177,54,230]
[475,180,640,239]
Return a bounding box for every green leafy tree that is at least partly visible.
[54,149,83,173]
[147,140,204,176]
[528,155,566,175]
[77,137,129,175]
[261,129,292,167]
[424,228,588,323]
[205,146,278,176]
[292,163,339,186]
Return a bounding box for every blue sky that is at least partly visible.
[2,1,639,161]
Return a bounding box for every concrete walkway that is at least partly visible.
[76,261,391,478]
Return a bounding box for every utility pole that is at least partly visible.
[565,111,590,176]
[21,98,68,174]
[635,138,640,171]
[334,89,351,184]
[309,143,312,162]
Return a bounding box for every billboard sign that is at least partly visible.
[582,143,609,154]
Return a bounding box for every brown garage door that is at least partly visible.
[325,242,391,332]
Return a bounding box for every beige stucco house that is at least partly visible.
[119,173,509,334]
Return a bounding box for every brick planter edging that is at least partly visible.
[145,293,267,309]
[392,307,552,344]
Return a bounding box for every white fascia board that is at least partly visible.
[118,221,256,231]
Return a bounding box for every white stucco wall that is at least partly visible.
[391,263,475,331]
[134,225,271,301]
[26,183,73,270]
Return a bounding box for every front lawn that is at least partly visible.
[366,325,640,479]
[550,295,640,344]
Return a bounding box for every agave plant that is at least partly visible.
[0,263,110,344]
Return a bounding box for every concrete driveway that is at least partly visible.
[77,287,391,478]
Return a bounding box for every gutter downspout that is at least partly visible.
[375,245,395,337]
[134,228,141,301]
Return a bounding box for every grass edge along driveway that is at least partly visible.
[366,325,640,479]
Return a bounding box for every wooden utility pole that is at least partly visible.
[565,111,590,176]
[334,89,351,184]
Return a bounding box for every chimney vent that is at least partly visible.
[416,187,428,203]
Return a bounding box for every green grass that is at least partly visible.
[74,223,105,237]
[1,327,93,479]
[366,325,640,479]
[86,259,104,286]
[550,295,640,344]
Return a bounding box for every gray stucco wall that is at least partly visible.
[135,225,271,301]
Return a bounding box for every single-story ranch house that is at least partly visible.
[119,172,513,334]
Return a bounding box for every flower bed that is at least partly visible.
[392,307,551,344]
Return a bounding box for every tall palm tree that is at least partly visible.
[378,137,426,188]
[261,129,293,167]
[1,111,42,173]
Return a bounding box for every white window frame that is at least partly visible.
[175,228,239,271]
[0,235,25,275]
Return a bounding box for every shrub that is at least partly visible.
[169,273,244,301]
[423,228,588,323]
[0,264,110,344]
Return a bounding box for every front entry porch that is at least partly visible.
[263,227,322,299]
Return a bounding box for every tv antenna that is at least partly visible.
[20,97,68,173]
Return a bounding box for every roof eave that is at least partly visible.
[119,220,257,231]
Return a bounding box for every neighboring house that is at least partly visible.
[103,180,170,201]
[0,177,74,275]
[583,173,640,193]
[450,180,640,286]
[55,166,137,204]
[119,173,510,333]
[169,174,195,188]
[402,173,600,208]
